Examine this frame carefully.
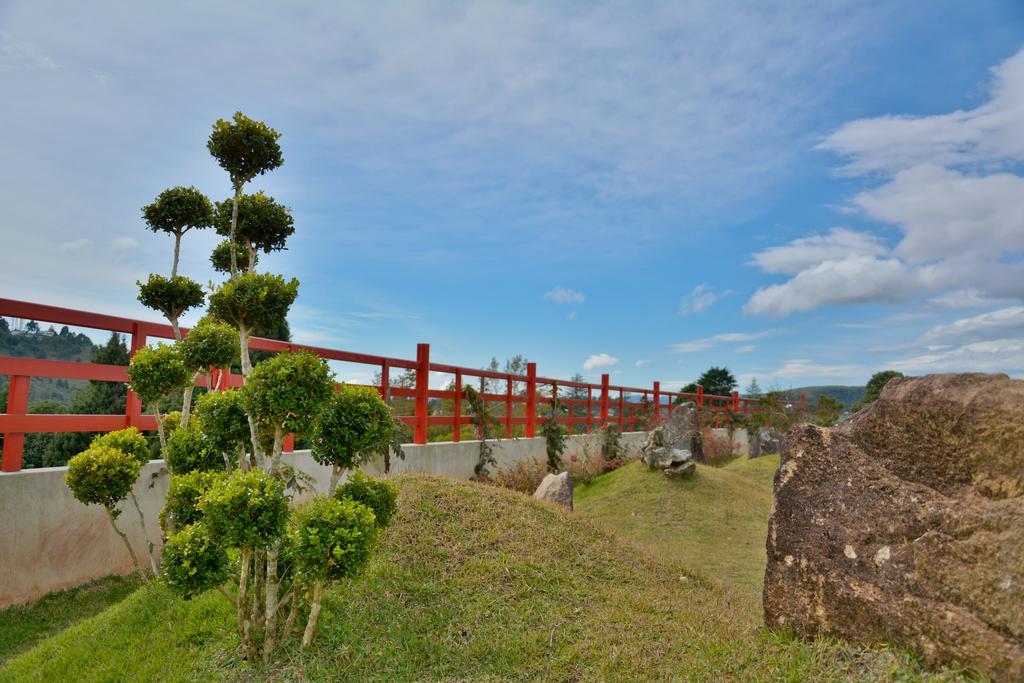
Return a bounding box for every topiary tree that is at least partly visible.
[287,495,378,649]
[334,470,398,528]
[207,112,283,278]
[194,389,250,469]
[90,427,158,568]
[142,186,215,278]
[137,274,205,341]
[177,316,237,426]
[126,344,190,451]
[211,239,255,274]
[214,191,294,273]
[242,350,334,472]
[207,272,298,377]
[162,469,225,532]
[65,445,149,582]
[162,521,230,601]
[165,420,225,475]
[310,385,394,493]
[199,469,289,661]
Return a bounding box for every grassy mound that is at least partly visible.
[2,471,963,681]
[575,457,780,621]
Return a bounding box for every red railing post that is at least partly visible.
[379,360,390,402]
[525,362,537,438]
[618,390,624,431]
[1,374,30,472]
[414,343,429,444]
[652,381,661,426]
[505,376,512,439]
[586,386,593,433]
[125,323,147,428]
[453,369,462,443]
[600,374,610,425]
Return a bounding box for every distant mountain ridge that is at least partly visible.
[782,385,866,410]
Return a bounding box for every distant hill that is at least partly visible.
[0,320,97,405]
[783,385,866,410]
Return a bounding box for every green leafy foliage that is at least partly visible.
[90,428,150,467]
[242,350,334,435]
[334,471,398,528]
[310,385,393,471]
[696,366,737,397]
[210,239,255,274]
[193,389,250,456]
[810,395,844,427]
[207,271,298,334]
[200,469,287,548]
[852,370,906,411]
[162,411,182,436]
[162,470,226,531]
[539,402,567,472]
[127,344,189,405]
[214,192,294,254]
[141,186,214,237]
[600,423,623,462]
[286,495,378,583]
[65,446,141,516]
[162,522,230,600]
[136,274,205,322]
[206,112,283,189]
[179,317,237,372]
[165,421,225,474]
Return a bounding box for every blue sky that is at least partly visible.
[2,1,1023,391]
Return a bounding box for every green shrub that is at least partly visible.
[214,191,294,254]
[334,471,398,528]
[194,389,250,456]
[65,446,141,516]
[200,469,288,548]
[242,350,334,436]
[311,385,393,472]
[163,470,226,530]
[162,522,230,599]
[127,344,189,406]
[207,112,283,189]
[90,428,150,467]
[136,274,205,324]
[539,412,567,472]
[207,271,298,335]
[165,422,224,474]
[179,317,237,372]
[287,495,378,582]
[210,239,254,274]
[162,411,182,435]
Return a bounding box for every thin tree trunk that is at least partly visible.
[283,587,301,637]
[262,542,280,663]
[252,549,265,632]
[229,185,242,280]
[152,403,167,453]
[106,507,149,584]
[169,316,182,342]
[248,246,257,273]
[171,231,182,278]
[301,581,324,649]
[180,371,201,428]
[128,491,158,575]
[269,426,284,475]
[238,548,255,660]
[328,464,344,496]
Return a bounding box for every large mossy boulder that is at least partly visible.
[764,373,1024,681]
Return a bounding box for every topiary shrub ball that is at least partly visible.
[90,427,150,467]
[162,522,230,600]
[165,422,225,475]
[200,469,288,549]
[65,446,142,516]
[334,471,398,528]
[287,495,378,583]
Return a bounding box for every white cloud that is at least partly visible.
[60,238,93,254]
[735,345,757,353]
[817,49,1024,174]
[745,256,919,316]
[745,48,1024,318]
[634,359,651,368]
[544,287,585,305]
[918,306,1024,345]
[887,338,1024,376]
[749,227,886,275]
[854,164,1024,263]
[767,359,864,380]
[0,32,61,71]
[583,353,618,370]
[566,310,577,321]
[110,237,140,251]
[679,283,725,314]
[672,330,776,353]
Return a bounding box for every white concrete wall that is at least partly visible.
[0,432,646,608]
[710,427,749,457]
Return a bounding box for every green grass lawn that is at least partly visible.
[0,467,974,681]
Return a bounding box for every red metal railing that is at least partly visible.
[0,298,764,472]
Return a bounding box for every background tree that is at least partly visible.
[852,370,905,411]
[696,366,737,397]
[745,377,762,398]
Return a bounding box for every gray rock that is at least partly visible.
[641,403,698,477]
[749,427,783,458]
[533,471,573,510]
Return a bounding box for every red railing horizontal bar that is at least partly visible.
[0,414,159,432]
[0,356,128,382]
